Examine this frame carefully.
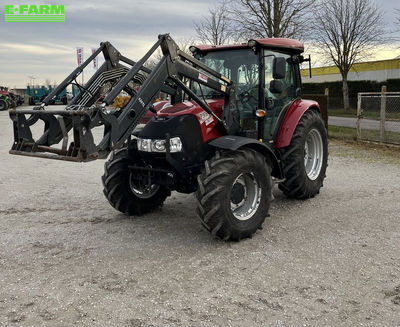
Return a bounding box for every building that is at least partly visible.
[301,58,400,83]
[9,88,28,97]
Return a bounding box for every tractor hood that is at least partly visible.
[140,99,224,124]
[140,99,225,143]
[158,99,224,118]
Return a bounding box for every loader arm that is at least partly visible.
[9,34,235,162]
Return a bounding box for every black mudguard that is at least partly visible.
[209,135,283,179]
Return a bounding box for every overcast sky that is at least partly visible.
[0,0,399,88]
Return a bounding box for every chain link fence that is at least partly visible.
[357,88,400,145]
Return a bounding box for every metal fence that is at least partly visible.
[357,87,400,145]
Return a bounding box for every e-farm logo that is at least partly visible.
[4,4,65,22]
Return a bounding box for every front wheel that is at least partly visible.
[278,108,328,199]
[0,99,8,111]
[195,149,272,241]
[102,148,170,215]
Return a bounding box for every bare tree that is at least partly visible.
[175,37,195,55]
[228,0,316,40]
[44,78,51,88]
[194,1,233,45]
[312,0,385,110]
[146,37,194,69]
[396,9,400,33]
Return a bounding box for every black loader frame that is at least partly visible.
[9,34,237,162]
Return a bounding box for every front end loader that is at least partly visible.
[9,34,327,241]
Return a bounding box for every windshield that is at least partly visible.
[192,49,259,113]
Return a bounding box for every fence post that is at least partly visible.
[380,85,387,142]
[324,87,329,112]
[357,93,361,141]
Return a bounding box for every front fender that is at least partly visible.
[275,99,321,148]
[209,135,283,179]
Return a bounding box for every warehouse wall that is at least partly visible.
[301,58,400,83]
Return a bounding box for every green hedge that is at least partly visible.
[303,79,400,109]
[303,78,400,95]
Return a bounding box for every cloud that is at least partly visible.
[0,0,399,87]
[0,43,72,55]
[0,0,216,86]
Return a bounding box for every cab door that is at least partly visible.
[263,51,298,142]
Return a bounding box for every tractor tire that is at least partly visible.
[278,108,328,199]
[195,148,272,241]
[102,148,170,215]
[0,99,8,111]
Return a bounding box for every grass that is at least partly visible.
[328,125,400,144]
[328,125,358,141]
[328,108,400,120]
[328,108,357,117]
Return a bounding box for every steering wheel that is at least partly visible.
[238,90,254,102]
[237,85,258,101]
[237,87,258,114]
[205,90,223,99]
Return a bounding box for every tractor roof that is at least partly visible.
[192,38,304,54]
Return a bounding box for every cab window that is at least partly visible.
[264,51,296,104]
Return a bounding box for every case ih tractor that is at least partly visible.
[9,34,327,241]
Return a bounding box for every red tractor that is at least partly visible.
[9,34,327,241]
[0,89,24,110]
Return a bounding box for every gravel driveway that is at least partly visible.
[0,110,399,326]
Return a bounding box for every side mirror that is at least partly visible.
[270,80,283,94]
[273,57,286,79]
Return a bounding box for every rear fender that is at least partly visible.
[209,135,283,179]
[275,99,321,148]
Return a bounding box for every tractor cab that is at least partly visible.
[189,38,304,143]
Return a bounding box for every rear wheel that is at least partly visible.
[0,99,8,111]
[195,148,272,241]
[102,148,170,215]
[278,109,328,199]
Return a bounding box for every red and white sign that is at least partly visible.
[92,48,98,70]
[198,73,208,83]
[76,47,84,66]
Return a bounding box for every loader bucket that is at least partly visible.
[8,38,161,162]
[9,107,112,162]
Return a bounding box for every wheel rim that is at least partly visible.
[304,128,324,181]
[129,173,160,199]
[230,172,262,221]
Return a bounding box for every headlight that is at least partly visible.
[169,137,182,153]
[137,138,151,152]
[137,137,183,153]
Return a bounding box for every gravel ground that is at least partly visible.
[0,109,399,326]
